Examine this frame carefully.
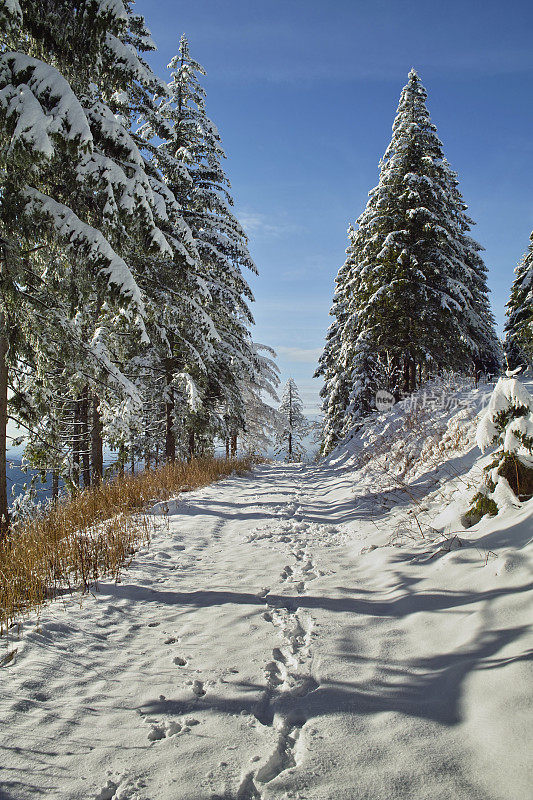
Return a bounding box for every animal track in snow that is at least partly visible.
[94,773,145,799]
[235,771,262,800]
[95,779,118,800]
[255,718,302,784]
[264,660,283,688]
[147,720,182,741]
[247,587,319,790]
[280,565,293,580]
[173,656,187,666]
[147,724,166,741]
[192,679,206,697]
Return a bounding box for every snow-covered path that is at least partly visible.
[1,462,531,800]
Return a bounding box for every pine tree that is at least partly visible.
[0,0,184,529]
[275,379,308,462]
[315,227,360,453]
[239,344,280,456]
[505,232,533,369]
[139,35,257,457]
[318,70,500,454]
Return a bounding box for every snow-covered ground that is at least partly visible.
[1,387,532,800]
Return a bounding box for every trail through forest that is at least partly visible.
[1,462,531,800]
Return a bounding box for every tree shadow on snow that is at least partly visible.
[136,623,531,729]
[104,580,533,620]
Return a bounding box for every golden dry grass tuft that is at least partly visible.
[0,456,256,635]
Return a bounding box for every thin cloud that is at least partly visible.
[212,50,533,85]
[238,211,303,239]
[276,346,323,364]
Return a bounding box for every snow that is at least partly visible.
[104,34,156,86]
[1,384,532,799]
[176,372,201,411]
[93,0,128,23]
[0,0,22,28]
[0,53,93,157]
[476,376,533,452]
[23,188,145,316]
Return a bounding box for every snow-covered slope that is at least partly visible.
[1,381,531,799]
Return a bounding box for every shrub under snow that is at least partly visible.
[469,374,533,522]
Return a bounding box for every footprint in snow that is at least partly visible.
[280,565,293,580]
[94,780,118,800]
[264,660,283,688]
[271,647,287,664]
[147,721,182,741]
[192,680,206,697]
[173,656,187,666]
[147,724,166,741]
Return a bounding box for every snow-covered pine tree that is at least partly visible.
[140,35,257,457]
[239,344,280,456]
[275,379,308,462]
[315,226,361,453]
[505,231,533,369]
[318,69,500,454]
[0,0,187,528]
[353,70,500,386]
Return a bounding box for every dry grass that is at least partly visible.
[0,456,256,635]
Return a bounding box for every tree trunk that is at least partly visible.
[52,471,59,504]
[72,400,81,489]
[230,434,237,458]
[403,357,412,394]
[117,443,125,476]
[189,430,195,460]
[288,431,293,461]
[165,354,176,463]
[0,315,9,539]
[165,395,175,463]
[225,438,230,459]
[91,395,103,485]
[410,360,417,393]
[80,387,90,488]
[131,449,135,475]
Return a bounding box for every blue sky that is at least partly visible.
[136,0,533,413]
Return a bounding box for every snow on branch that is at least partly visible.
[176,373,201,411]
[0,53,93,158]
[0,0,22,30]
[103,34,167,95]
[23,188,145,316]
[476,376,533,453]
[89,0,128,24]
[86,100,142,167]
